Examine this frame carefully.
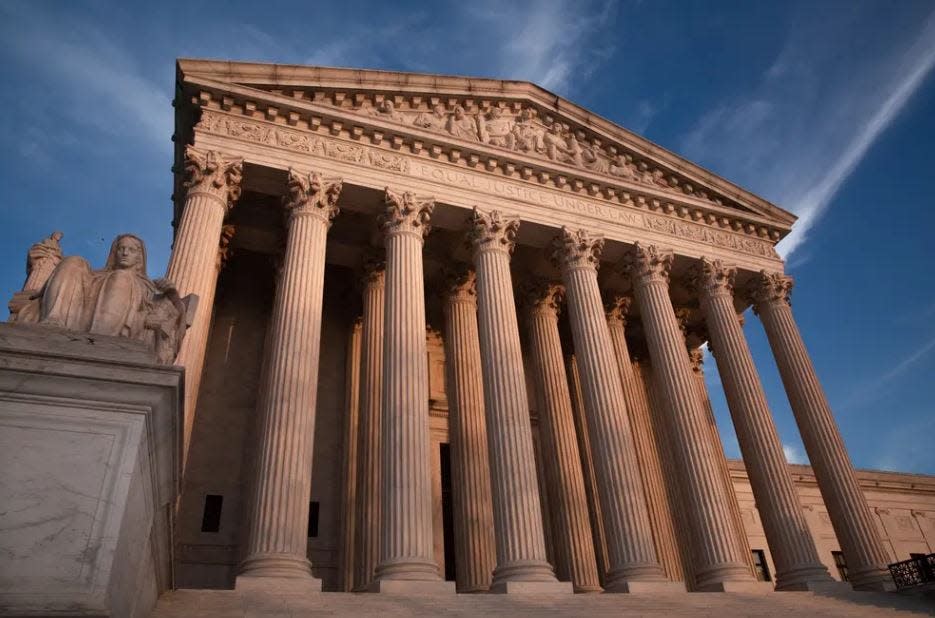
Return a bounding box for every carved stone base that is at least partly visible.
[695,581,774,593]
[0,323,181,618]
[605,580,687,594]
[368,579,456,594]
[235,574,323,593]
[489,580,575,594]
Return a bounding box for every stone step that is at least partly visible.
[151,588,935,617]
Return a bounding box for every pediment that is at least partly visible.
[177,59,796,239]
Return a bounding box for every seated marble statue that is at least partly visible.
[13,234,196,365]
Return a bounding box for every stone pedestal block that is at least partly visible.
[0,324,182,618]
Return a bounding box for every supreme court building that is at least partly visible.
[165,59,934,598]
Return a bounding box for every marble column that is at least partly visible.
[470,208,568,594]
[605,298,683,583]
[682,337,757,580]
[553,229,675,593]
[691,259,834,590]
[372,189,451,592]
[622,243,755,592]
[354,257,385,591]
[442,267,497,593]
[566,354,610,584]
[339,319,363,591]
[167,147,243,468]
[748,271,892,591]
[524,282,602,593]
[639,360,698,588]
[239,170,341,583]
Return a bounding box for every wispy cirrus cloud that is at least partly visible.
[841,333,935,409]
[0,3,172,157]
[680,8,935,260]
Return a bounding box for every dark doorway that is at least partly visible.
[440,443,456,582]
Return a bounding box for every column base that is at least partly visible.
[489,580,574,594]
[238,553,315,580]
[605,580,686,594]
[368,579,456,594]
[235,574,322,593]
[695,581,773,593]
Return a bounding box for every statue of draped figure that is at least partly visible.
[12,233,196,365]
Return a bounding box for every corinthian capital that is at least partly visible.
[381,188,435,238]
[605,295,632,326]
[522,281,565,318]
[284,169,342,224]
[550,228,604,272]
[621,243,674,285]
[183,147,243,209]
[469,208,520,254]
[443,265,477,303]
[747,271,794,310]
[688,257,736,299]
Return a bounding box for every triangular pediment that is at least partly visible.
[177,59,796,235]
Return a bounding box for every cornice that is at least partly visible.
[176,61,795,234]
[180,76,789,253]
[727,459,935,496]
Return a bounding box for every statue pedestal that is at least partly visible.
[0,324,182,617]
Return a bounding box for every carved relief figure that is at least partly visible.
[478,107,515,149]
[543,122,571,163]
[368,99,405,123]
[446,105,479,141]
[609,153,640,181]
[13,234,196,364]
[414,103,448,132]
[512,108,545,154]
[23,231,64,292]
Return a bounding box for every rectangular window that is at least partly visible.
[201,494,223,533]
[832,550,849,582]
[751,549,771,582]
[308,501,320,538]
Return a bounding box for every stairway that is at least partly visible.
[152,587,935,617]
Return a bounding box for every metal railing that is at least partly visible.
[888,553,935,590]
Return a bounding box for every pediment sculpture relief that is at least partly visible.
[345,97,728,208]
[8,233,197,365]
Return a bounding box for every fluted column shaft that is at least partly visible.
[339,320,363,591]
[687,350,757,579]
[624,244,753,590]
[470,209,558,590]
[167,147,242,468]
[694,260,832,590]
[639,361,698,587]
[374,190,439,582]
[443,269,497,593]
[553,230,667,591]
[750,273,891,590]
[240,170,342,580]
[525,284,602,592]
[354,263,385,590]
[606,302,683,583]
[566,354,610,584]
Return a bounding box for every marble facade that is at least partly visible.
[18,58,935,607]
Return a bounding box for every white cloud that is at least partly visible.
[464,0,616,95]
[0,4,172,155]
[680,9,935,260]
[782,443,808,465]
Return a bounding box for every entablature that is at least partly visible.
[175,61,795,244]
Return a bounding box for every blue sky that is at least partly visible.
[1,1,933,473]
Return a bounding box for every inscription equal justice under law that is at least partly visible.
[413,161,643,227]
